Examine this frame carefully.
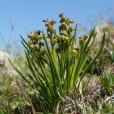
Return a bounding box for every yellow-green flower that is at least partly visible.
[59,13,65,18]
[50,20,56,26]
[59,22,68,31]
[28,30,42,40]
[34,43,39,50]
[68,27,75,33]
[67,18,74,23]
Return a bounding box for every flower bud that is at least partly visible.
[45,22,50,28]
[81,35,88,41]
[34,30,41,35]
[34,43,39,50]
[60,17,67,23]
[68,27,75,33]
[43,18,50,23]
[32,39,38,45]
[68,18,74,23]
[47,27,55,34]
[52,38,57,45]
[64,37,70,41]
[61,31,68,36]
[28,33,38,40]
[56,35,62,40]
[50,20,56,26]
[59,22,67,31]
[59,13,65,18]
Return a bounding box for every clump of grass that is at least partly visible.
[10,13,105,113]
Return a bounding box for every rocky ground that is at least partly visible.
[0,51,15,77]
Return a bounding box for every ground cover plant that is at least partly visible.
[9,13,108,114]
[0,53,29,114]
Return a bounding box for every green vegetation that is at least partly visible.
[1,13,114,114]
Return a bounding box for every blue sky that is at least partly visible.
[0,0,114,50]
